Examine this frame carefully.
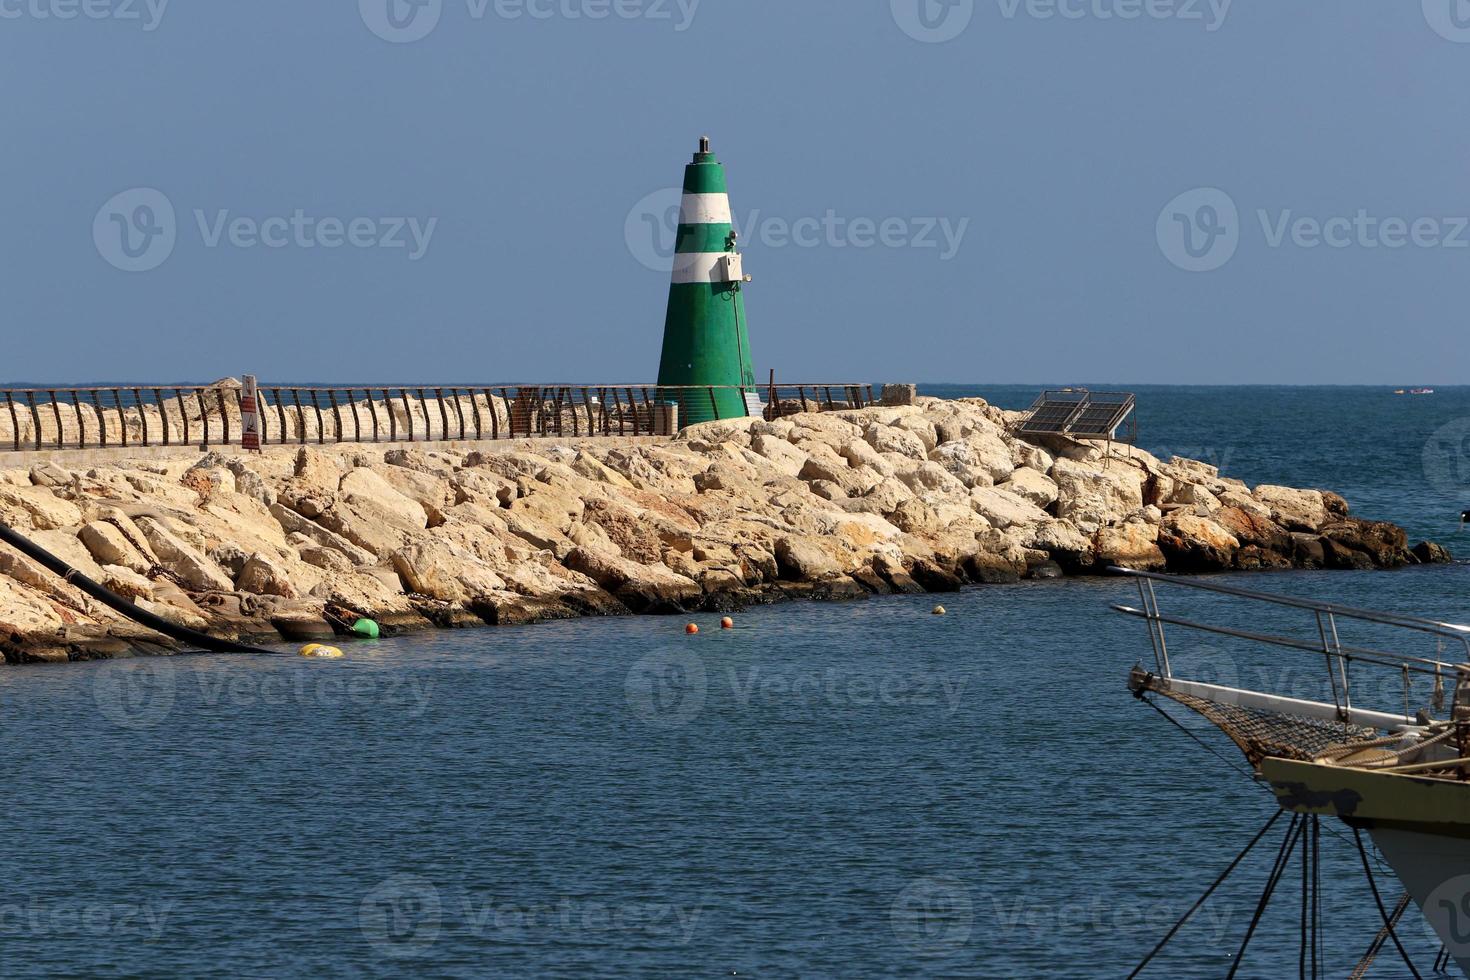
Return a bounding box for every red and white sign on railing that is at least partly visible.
[240,375,262,451]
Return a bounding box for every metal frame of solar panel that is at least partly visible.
[1066,391,1136,439]
[1018,390,1090,435]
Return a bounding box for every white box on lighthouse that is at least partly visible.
[718,253,745,283]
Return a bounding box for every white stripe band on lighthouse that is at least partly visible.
[671,251,736,284]
[679,193,732,226]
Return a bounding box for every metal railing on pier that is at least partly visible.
[0,381,876,452]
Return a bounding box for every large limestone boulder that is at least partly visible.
[99,565,154,600]
[582,498,671,565]
[964,426,1016,483]
[1050,458,1145,532]
[969,486,1050,530]
[1322,537,1375,571]
[294,447,343,491]
[0,484,82,531]
[1094,522,1166,571]
[1158,513,1239,571]
[0,547,84,608]
[929,441,988,487]
[1166,456,1219,483]
[133,517,235,592]
[314,495,424,560]
[1321,491,1350,520]
[503,511,574,558]
[28,529,107,585]
[374,466,455,522]
[339,467,429,530]
[1217,489,1270,518]
[197,493,294,557]
[236,553,300,598]
[832,511,904,551]
[838,438,893,476]
[603,448,699,496]
[750,418,796,440]
[29,462,75,491]
[392,540,506,604]
[1167,482,1221,511]
[676,417,760,450]
[79,521,152,574]
[998,468,1059,509]
[897,461,969,497]
[696,461,765,497]
[270,504,376,565]
[893,415,938,452]
[1253,486,1328,532]
[888,497,945,536]
[1234,545,1296,572]
[232,467,276,507]
[788,413,862,448]
[570,450,633,489]
[0,574,70,637]
[1213,506,1291,555]
[750,433,810,478]
[1413,541,1453,564]
[1020,519,1095,570]
[860,477,915,515]
[1012,441,1054,474]
[773,536,847,581]
[137,595,209,631]
[562,548,700,612]
[1321,518,1411,568]
[798,452,847,489]
[452,470,518,508]
[1290,533,1326,569]
[864,424,928,460]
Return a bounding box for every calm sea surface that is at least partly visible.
[3,385,1469,978]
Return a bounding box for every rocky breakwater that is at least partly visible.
[0,397,1449,663]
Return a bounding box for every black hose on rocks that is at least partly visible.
[0,519,272,655]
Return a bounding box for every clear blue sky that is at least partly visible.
[3,1,1467,385]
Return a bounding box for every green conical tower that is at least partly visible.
[656,136,757,427]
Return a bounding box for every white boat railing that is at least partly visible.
[1110,568,1470,731]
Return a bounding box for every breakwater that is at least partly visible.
[0,395,1447,663]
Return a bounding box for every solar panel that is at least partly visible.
[1017,390,1088,434]
[1067,393,1135,438]
[1018,389,1135,440]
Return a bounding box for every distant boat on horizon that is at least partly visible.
[1393,387,1435,395]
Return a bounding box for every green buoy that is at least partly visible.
[656,136,757,428]
[351,618,380,639]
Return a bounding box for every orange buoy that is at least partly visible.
[685,623,700,635]
[720,617,734,630]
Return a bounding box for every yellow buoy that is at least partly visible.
[932,605,947,616]
[300,643,345,659]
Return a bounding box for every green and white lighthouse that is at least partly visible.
[656,136,757,427]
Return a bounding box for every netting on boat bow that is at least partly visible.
[1155,686,1380,768]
